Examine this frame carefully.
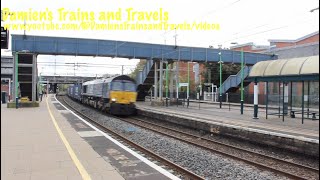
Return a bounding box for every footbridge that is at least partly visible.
[41,75,98,84]
[11,35,277,102]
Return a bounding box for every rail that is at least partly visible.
[59,96,205,180]
[118,116,319,180]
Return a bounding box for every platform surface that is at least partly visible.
[1,96,125,180]
[136,100,319,141]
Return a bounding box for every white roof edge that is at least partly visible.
[251,45,270,50]
[268,31,319,43]
[260,42,319,53]
[230,42,254,49]
[296,31,319,42]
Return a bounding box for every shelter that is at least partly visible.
[247,55,319,123]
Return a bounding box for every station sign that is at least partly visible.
[1,27,9,49]
[179,83,189,87]
[204,83,213,86]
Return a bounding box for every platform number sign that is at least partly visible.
[1,27,9,49]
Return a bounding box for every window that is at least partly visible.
[124,82,136,92]
[111,81,122,91]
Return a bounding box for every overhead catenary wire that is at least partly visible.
[37,62,136,67]
[38,63,134,76]
[95,0,242,57]
[172,2,318,48]
[216,8,319,45]
[38,1,318,77]
[138,19,315,61]
[160,11,318,54]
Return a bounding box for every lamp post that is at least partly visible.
[231,42,244,114]
[218,48,223,108]
[187,62,190,99]
[166,61,169,98]
[240,48,244,114]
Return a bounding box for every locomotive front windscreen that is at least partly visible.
[124,82,136,91]
[111,81,136,92]
[111,82,123,91]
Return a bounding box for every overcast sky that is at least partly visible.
[1,0,319,76]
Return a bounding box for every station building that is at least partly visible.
[229,31,319,105]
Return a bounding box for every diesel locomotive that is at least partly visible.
[67,75,137,116]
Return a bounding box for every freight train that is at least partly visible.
[67,75,137,116]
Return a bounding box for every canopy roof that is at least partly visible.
[247,55,319,82]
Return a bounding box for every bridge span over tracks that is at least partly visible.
[41,75,98,84]
[11,35,276,64]
[10,35,277,103]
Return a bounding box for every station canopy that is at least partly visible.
[247,55,319,82]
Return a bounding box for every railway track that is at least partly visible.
[59,96,205,180]
[60,96,319,180]
[116,117,319,180]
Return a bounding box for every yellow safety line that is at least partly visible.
[46,96,91,180]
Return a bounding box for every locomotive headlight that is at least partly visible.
[111,98,116,102]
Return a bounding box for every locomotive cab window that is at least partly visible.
[124,82,136,92]
[111,81,123,91]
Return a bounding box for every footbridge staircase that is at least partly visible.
[135,62,252,100]
[219,66,252,94]
[135,60,155,101]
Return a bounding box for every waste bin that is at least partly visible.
[2,91,7,104]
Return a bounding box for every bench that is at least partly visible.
[290,110,298,118]
[290,110,318,120]
[311,112,317,120]
[308,111,318,120]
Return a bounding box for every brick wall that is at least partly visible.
[272,33,319,48]
[296,34,319,45]
[273,42,295,48]
[177,62,206,91]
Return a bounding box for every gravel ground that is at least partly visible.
[136,115,319,169]
[61,96,291,180]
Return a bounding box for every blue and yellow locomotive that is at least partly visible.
[68,75,137,116]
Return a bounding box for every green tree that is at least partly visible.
[129,60,147,79]
[204,62,241,87]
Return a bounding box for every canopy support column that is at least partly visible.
[253,80,259,119]
[266,81,269,119]
[302,81,305,124]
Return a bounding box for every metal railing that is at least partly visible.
[135,60,154,86]
[220,66,252,94]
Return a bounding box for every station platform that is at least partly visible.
[136,100,319,156]
[1,95,174,180]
